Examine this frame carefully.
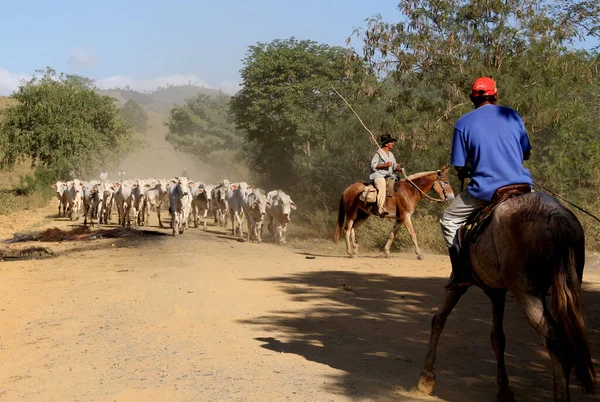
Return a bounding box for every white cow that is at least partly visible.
[226,182,249,238]
[129,180,146,227]
[191,182,213,229]
[242,188,268,242]
[212,183,229,227]
[101,182,116,225]
[82,182,104,226]
[168,177,192,236]
[141,179,168,228]
[266,190,297,244]
[66,180,84,221]
[113,180,133,227]
[52,181,68,217]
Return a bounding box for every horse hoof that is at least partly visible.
[349,254,357,259]
[497,387,515,402]
[384,253,391,259]
[417,254,425,261]
[417,371,436,394]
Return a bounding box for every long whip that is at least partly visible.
[533,181,600,223]
[331,86,446,203]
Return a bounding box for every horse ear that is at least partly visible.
[436,170,441,177]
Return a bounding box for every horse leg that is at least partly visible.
[404,214,424,260]
[514,292,571,402]
[344,218,355,257]
[383,219,403,258]
[484,289,514,401]
[351,211,369,254]
[418,286,469,395]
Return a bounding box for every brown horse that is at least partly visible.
[418,192,595,401]
[333,168,454,259]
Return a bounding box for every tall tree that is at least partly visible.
[354,0,600,200]
[230,38,376,190]
[165,93,243,166]
[0,67,134,178]
[121,99,149,133]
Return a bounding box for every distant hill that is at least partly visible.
[99,84,225,113]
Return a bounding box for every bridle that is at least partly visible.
[402,170,451,203]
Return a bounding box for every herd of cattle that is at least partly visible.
[51,178,297,243]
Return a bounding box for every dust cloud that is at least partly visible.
[101,111,226,184]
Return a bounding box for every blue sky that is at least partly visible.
[0,0,400,95]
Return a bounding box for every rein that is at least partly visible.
[401,172,447,203]
[533,181,600,224]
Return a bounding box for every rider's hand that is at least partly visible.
[387,162,393,168]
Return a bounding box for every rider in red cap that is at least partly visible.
[440,77,533,290]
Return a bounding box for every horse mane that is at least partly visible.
[407,171,436,180]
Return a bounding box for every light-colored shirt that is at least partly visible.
[369,148,399,180]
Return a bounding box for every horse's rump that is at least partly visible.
[472,192,595,393]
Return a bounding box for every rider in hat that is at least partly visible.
[440,77,533,289]
[369,133,404,217]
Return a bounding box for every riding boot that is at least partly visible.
[444,243,472,290]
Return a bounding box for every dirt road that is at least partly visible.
[0,203,599,401]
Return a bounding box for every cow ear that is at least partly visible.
[266,201,271,208]
[290,202,297,210]
[51,184,57,188]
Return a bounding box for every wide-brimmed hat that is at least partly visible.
[380,133,397,146]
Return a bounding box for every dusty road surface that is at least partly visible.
[1,203,600,402]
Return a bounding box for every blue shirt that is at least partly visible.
[451,104,533,201]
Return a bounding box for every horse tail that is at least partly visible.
[550,212,596,394]
[333,195,345,244]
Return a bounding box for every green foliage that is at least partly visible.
[165,93,244,169]
[0,67,135,179]
[121,99,149,133]
[230,38,378,191]
[353,0,600,204]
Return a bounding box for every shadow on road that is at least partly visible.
[241,270,600,402]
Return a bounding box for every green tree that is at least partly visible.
[353,0,600,200]
[0,67,134,179]
[230,38,376,190]
[165,93,243,167]
[121,99,149,133]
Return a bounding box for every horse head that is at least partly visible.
[431,166,455,202]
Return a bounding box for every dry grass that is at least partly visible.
[288,209,446,256]
[0,189,50,216]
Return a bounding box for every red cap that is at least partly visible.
[471,77,497,96]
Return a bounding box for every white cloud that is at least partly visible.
[218,80,240,95]
[96,74,211,92]
[0,67,238,96]
[0,68,31,96]
[68,47,97,69]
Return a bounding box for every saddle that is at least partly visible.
[458,183,532,247]
[359,177,398,204]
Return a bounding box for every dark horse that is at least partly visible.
[333,168,455,259]
[418,192,595,401]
